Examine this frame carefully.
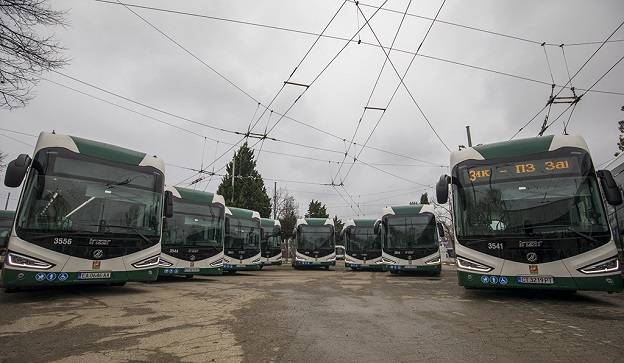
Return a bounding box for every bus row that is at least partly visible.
[2,131,623,293]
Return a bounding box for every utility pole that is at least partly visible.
[231,156,235,204]
[466,126,473,147]
[273,182,277,219]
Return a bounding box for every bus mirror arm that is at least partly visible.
[597,170,623,206]
[436,174,451,204]
[437,223,445,238]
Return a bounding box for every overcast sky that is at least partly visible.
[1,0,623,220]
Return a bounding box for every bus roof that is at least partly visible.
[450,134,589,169]
[296,218,333,227]
[225,206,261,220]
[0,210,15,219]
[382,204,435,216]
[166,186,225,205]
[261,218,281,227]
[33,131,165,171]
[343,218,378,228]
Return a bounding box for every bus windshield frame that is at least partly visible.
[162,201,224,252]
[384,214,438,249]
[225,217,260,251]
[450,148,611,246]
[346,226,381,252]
[262,226,282,250]
[15,148,164,246]
[298,225,334,252]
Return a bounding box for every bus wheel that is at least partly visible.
[111,282,126,287]
[227,270,237,274]
[185,275,194,279]
[325,266,330,270]
[390,270,399,274]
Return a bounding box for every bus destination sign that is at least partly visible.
[466,157,579,182]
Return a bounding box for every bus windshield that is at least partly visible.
[16,149,164,239]
[225,217,260,250]
[299,225,334,251]
[347,227,380,252]
[262,226,282,249]
[385,215,437,249]
[451,150,610,243]
[162,202,223,250]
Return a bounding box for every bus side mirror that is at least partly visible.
[164,190,174,218]
[5,154,32,188]
[292,227,297,238]
[597,170,622,206]
[436,174,450,204]
[225,217,231,235]
[437,223,445,238]
[373,220,381,235]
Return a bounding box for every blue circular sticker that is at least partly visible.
[500,277,508,285]
[35,272,46,281]
[481,275,489,283]
[490,276,499,284]
[58,273,69,281]
[46,273,57,281]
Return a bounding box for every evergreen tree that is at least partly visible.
[333,215,344,235]
[420,192,430,205]
[217,143,271,217]
[305,199,329,218]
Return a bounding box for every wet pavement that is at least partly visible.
[0,261,622,362]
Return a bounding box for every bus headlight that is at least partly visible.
[132,255,160,268]
[382,257,397,265]
[252,257,261,264]
[210,258,224,267]
[6,252,55,270]
[578,257,620,274]
[456,256,493,273]
[425,256,441,265]
[326,256,336,262]
[295,255,307,262]
[345,258,355,264]
[159,258,173,267]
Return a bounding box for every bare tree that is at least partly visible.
[0,0,69,109]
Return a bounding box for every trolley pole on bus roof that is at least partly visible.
[4,192,9,210]
[466,126,473,147]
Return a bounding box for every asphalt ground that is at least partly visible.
[0,261,623,362]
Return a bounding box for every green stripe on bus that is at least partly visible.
[70,135,147,165]
[473,135,554,159]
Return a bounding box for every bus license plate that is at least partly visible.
[184,268,200,273]
[518,275,554,284]
[78,271,111,280]
[236,264,246,267]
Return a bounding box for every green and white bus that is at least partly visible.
[342,218,383,270]
[0,210,15,268]
[291,218,336,269]
[159,186,225,278]
[436,134,623,292]
[223,206,262,272]
[2,131,173,290]
[604,152,624,261]
[374,205,442,275]
[260,218,283,267]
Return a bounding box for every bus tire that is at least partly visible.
[111,282,126,287]
[227,270,237,274]
[390,270,399,274]
[185,275,194,279]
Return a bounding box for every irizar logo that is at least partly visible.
[526,252,538,262]
[93,249,104,259]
